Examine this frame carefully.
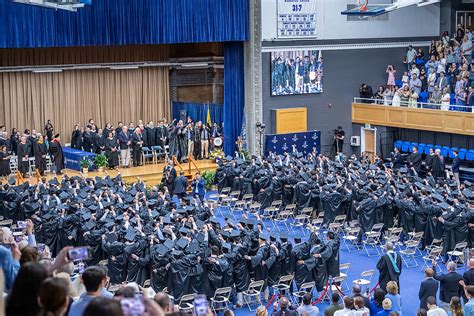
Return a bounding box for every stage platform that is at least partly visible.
[14,159,218,186]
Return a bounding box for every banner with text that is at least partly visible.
[277,0,317,38]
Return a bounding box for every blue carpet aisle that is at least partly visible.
[205,199,468,315]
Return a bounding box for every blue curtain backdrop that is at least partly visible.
[172,102,223,125]
[0,0,249,48]
[223,42,245,155]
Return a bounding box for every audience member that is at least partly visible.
[426,296,447,316]
[377,298,393,316]
[272,297,297,316]
[334,296,354,316]
[296,293,320,316]
[370,289,386,315]
[385,281,402,314]
[324,293,343,316]
[38,277,70,316]
[83,297,124,316]
[419,268,439,310]
[432,261,463,313]
[68,266,108,316]
[353,296,370,315]
[449,296,463,316]
[154,292,174,313]
[463,285,474,315]
[6,261,48,316]
[352,284,370,308]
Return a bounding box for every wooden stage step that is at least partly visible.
[17,159,217,187]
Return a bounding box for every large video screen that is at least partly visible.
[271,50,323,96]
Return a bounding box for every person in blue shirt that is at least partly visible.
[192,172,206,201]
[385,281,402,315]
[68,266,109,316]
[0,243,20,292]
[463,285,474,316]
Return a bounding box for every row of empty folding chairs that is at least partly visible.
[7,155,54,176]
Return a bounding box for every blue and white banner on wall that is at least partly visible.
[277,0,317,39]
[265,130,321,156]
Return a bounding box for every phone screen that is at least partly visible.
[37,243,46,252]
[17,221,27,229]
[67,246,91,261]
[193,294,209,316]
[120,294,146,316]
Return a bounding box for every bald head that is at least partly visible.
[469,258,474,269]
[353,284,362,294]
[385,242,394,251]
[279,297,290,309]
[153,292,171,312]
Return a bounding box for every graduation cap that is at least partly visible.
[155,244,169,256]
[130,217,138,226]
[104,220,115,229]
[129,187,138,196]
[438,202,450,210]
[25,202,40,212]
[84,220,96,231]
[415,182,425,190]
[179,227,189,235]
[88,204,99,212]
[164,239,175,250]
[7,178,16,186]
[237,158,244,166]
[176,208,187,215]
[225,155,233,161]
[42,212,54,221]
[463,189,474,201]
[195,219,205,230]
[464,180,473,188]
[105,232,118,243]
[81,211,92,221]
[209,217,219,225]
[124,196,134,203]
[175,237,189,250]
[396,183,407,191]
[150,210,159,219]
[171,249,183,258]
[124,228,137,242]
[222,242,232,252]
[258,233,268,241]
[163,216,172,225]
[48,178,60,186]
[229,229,241,238]
[296,152,303,159]
[186,240,200,254]
[300,172,310,181]
[432,193,444,202]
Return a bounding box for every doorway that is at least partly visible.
[456,11,474,31]
[361,127,377,163]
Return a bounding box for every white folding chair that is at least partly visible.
[291,281,315,304]
[339,263,351,291]
[271,274,294,299]
[447,241,468,268]
[399,240,419,268]
[353,269,375,293]
[422,246,443,272]
[261,207,277,229]
[210,287,232,313]
[343,227,361,252]
[243,280,264,311]
[274,209,291,231]
[178,293,197,313]
[325,276,347,300]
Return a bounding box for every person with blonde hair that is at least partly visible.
[256,305,268,316]
[386,281,402,315]
[449,296,463,316]
[376,298,393,316]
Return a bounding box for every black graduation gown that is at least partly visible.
[145,127,156,147]
[232,244,251,293]
[266,245,281,287]
[93,133,105,154]
[305,244,332,291]
[292,242,312,289]
[377,251,402,292]
[124,240,150,285]
[17,143,30,175]
[250,244,271,288]
[82,230,103,265]
[279,242,293,276]
[49,141,65,172]
[169,255,195,300]
[0,152,11,176]
[82,132,93,152]
[34,142,47,174]
[432,155,445,179]
[204,256,224,296]
[325,237,341,277]
[441,208,469,255]
[104,137,119,168]
[408,152,422,173]
[103,240,127,284]
[71,130,82,149]
[150,246,171,292]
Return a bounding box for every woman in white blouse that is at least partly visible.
[440,87,451,110]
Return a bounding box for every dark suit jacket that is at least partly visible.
[174,175,188,194]
[118,131,130,150]
[464,268,474,286]
[452,156,461,173]
[271,308,297,316]
[392,152,402,169]
[418,277,439,309]
[433,266,463,303]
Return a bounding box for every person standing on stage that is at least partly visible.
[451,150,461,188]
[200,124,210,159]
[34,135,48,176]
[17,135,30,177]
[49,134,64,175]
[131,127,144,167]
[118,126,131,168]
[377,242,402,293]
[333,126,345,154]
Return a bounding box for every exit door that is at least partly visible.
[361,127,377,163]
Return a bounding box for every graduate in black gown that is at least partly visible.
[17,135,30,176]
[377,241,402,292]
[49,134,64,174]
[0,145,11,177]
[34,135,48,176]
[104,131,119,169]
[71,124,83,150]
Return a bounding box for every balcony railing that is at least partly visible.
[353,97,473,112]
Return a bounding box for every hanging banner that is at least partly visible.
[277,0,317,39]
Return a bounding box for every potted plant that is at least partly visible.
[94,154,108,172]
[202,170,216,190]
[79,157,92,174]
